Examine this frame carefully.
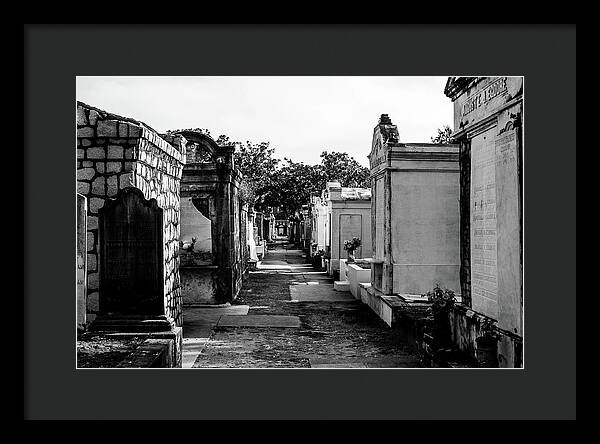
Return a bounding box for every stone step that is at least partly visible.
[333,280,350,292]
[362,288,407,328]
[88,315,173,332]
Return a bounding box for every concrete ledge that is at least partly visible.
[333,280,350,292]
[347,264,371,300]
[339,259,348,281]
[363,286,388,326]
[359,283,371,304]
[362,286,431,328]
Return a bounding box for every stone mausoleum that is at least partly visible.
[359,114,460,332]
[176,130,245,305]
[274,218,289,240]
[368,114,460,296]
[444,76,523,367]
[322,181,372,278]
[76,101,186,367]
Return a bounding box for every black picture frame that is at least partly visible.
[24,24,576,420]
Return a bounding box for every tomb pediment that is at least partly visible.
[176,130,238,169]
[178,131,218,164]
[369,114,402,169]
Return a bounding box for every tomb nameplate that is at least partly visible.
[99,188,164,316]
[454,77,522,132]
[470,129,498,319]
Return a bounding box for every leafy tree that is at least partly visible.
[431,125,453,144]
[173,130,371,218]
[164,127,212,136]
[317,151,370,189]
[262,151,370,218]
[215,134,230,146]
[262,159,321,218]
[234,141,280,209]
[214,136,281,210]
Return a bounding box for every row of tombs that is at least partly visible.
[303,77,523,368]
[76,76,523,368]
[75,101,279,367]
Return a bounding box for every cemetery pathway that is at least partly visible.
[182,243,424,368]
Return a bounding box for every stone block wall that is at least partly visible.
[76,102,186,327]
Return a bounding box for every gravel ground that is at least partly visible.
[77,335,146,368]
[193,243,424,368]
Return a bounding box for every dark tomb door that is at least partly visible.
[99,187,164,316]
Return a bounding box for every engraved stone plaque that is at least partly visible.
[99,187,164,315]
[495,128,522,334]
[470,129,499,319]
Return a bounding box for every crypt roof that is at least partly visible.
[444,77,484,100]
[76,100,162,135]
[340,187,371,200]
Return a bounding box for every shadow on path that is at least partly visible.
[183,243,424,368]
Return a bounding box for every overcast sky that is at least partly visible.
[76,76,453,167]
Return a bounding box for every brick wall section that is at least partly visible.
[76,102,186,327]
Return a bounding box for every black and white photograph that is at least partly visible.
[75,75,524,369]
[24,24,576,420]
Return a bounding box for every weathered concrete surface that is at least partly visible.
[291,285,354,302]
[217,314,300,328]
[309,356,367,368]
[186,243,424,368]
[182,304,249,368]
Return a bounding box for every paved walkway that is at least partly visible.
[182,243,424,368]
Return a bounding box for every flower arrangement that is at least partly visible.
[343,237,361,262]
[343,237,361,252]
[182,237,197,251]
[424,283,456,315]
[423,283,456,350]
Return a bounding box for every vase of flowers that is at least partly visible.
[424,283,456,350]
[343,237,361,263]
